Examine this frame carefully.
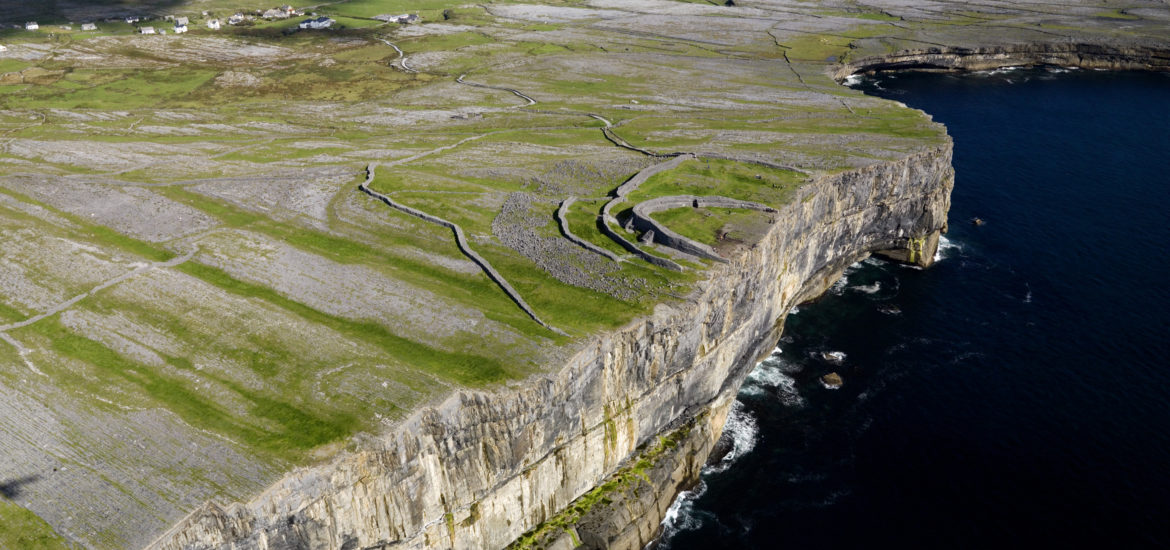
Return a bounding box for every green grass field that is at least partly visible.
[0,498,72,550]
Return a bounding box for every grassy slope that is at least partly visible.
[0,498,73,550]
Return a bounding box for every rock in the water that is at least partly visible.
[972,217,985,226]
[821,372,844,389]
[877,304,902,315]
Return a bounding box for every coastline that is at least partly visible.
[3,2,1168,548]
[152,37,1170,550]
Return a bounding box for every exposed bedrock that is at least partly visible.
[150,144,953,550]
[836,41,1170,79]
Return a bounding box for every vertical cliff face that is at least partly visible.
[150,143,953,550]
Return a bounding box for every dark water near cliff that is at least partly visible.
[661,69,1170,549]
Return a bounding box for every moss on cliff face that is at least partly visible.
[507,417,698,550]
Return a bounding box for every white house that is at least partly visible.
[263,8,289,20]
[175,16,189,26]
[125,16,139,24]
[81,23,97,31]
[228,14,245,25]
[298,16,333,29]
[138,26,155,34]
[207,19,221,30]
[0,45,8,52]
[173,23,187,33]
[25,22,38,30]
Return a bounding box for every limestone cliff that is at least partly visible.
[836,41,1170,80]
[150,142,954,550]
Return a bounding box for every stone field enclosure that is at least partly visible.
[0,0,1167,548]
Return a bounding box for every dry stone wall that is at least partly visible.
[151,142,954,550]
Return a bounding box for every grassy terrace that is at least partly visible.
[0,0,988,544]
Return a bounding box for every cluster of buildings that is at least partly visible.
[12,5,418,38]
[262,5,301,20]
[136,16,189,35]
[373,14,421,24]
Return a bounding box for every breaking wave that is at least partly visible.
[656,480,709,545]
[653,401,761,546]
[851,281,881,294]
[704,401,759,475]
[742,352,805,407]
[934,235,962,262]
[830,261,866,295]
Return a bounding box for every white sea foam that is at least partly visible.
[933,235,961,262]
[843,74,862,86]
[745,359,805,407]
[851,282,881,294]
[830,261,865,295]
[829,274,849,295]
[704,401,758,475]
[816,350,847,364]
[657,480,709,544]
[789,305,801,315]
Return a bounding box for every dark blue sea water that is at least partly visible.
[661,69,1170,549]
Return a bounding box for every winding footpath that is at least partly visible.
[359,164,566,336]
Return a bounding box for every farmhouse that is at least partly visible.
[228,14,245,25]
[138,26,156,34]
[263,8,288,20]
[207,19,221,30]
[25,22,38,30]
[298,17,334,29]
[176,16,189,26]
[174,23,188,34]
[125,16,139,24]
[81,23,97,31]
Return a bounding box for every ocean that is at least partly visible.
[659,69,1170,549]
